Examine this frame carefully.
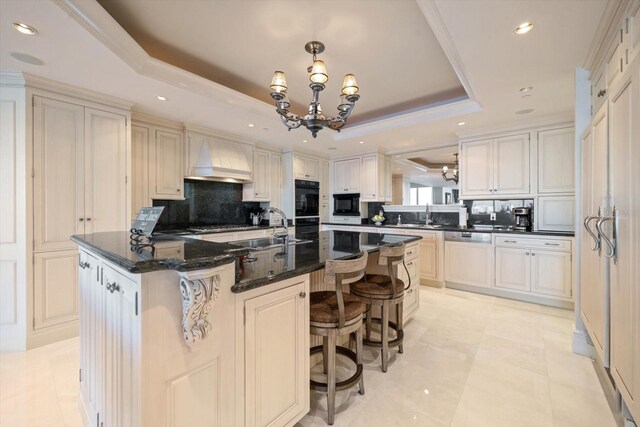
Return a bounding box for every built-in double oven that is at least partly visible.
[295,179,320,238]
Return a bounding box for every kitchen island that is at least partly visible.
[71,230,421,427]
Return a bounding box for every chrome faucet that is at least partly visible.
[425,205,433,225]
[397,214,402,225]
[267,207,289,239]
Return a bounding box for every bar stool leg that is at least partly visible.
[397,301,404,354]
[327,332,337,425]
[356,323,365,395]
[381,301,389,373]
[365,305,372,342]
[322,336,329,374]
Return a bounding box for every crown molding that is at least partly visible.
[0,71,27,86]
[583,0,632,73]
[335,98,482,141]
[456,113,574,141]
[416,0,477,101]
[131,111,184,130]
[385,140,458,157]
[184,123,257,147]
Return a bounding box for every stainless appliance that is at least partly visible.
[333,193,360,216]
[513,207,532,231]
[444,231,492,244]
[295,180,320,217]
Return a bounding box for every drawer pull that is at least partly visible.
[299,292,306,298]
[504,240,517,243]
[544,243,560,246]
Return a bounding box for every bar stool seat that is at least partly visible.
[351,275,405,298]
[310,251,368,425]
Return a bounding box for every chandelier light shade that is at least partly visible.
[269,41,360,138]
[442,153,459,184]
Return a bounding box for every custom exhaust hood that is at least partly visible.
[185,133,252,182]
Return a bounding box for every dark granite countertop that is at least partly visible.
[322,222,575,237]
[156,222,293,236]
[232,231,422,293]
[71,232,238,273]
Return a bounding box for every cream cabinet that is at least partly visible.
[243,148,272,201]
[537,127,575,194]
[538,196,575,232]
[320,160,330,202]
[360,154,387,202]
[384,156,393,202]
[397,242,420,321]
[320,201,330,223]
[270,153,283,208]
[460,134,530,197]
[444,242,493,287]
[495,247,531,292]
[333,158,360,194]
[293,154,319,180]
[241,277,310,427]
[33,250,79,330]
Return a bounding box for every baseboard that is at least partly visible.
[572,327,596,358]
[27,321,79,349]
[445,281,574,309]
[420,278,444,288]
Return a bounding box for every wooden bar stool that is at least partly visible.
[350,242,407,372]
[310,251,368,425]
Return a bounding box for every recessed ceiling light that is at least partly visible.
[521,94,532,98]
[12,22,38,35]
[457,121,466,126]
[514,22,534,35]
[394,155,400,158]
[327,147,337,151]
[156,95,168,101]
[263,127,269,131]
[516,108,535,115]
[10,52,44,65]
[359,141,365,144]
[303,139,308,143]
[519,86,533,92]
[248,123,255,127]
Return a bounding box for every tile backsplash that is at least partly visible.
[463,199,534,227]
[153,180,260,230]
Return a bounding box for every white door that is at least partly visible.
[84,108,128,234]
[460,139,493,196]
[152,129,183,198]
[33,250,79,329]
[244,281,309,427]
[360,155,378,201]
[444,242,493,287]
[304,156,319,180]
[33,96,85,252]
[538,127,575,193]
[530,250,572,298]
[131,125,150,218]
[608,61,639,418]
[293,155,306,179]
[346,158,361,192]
[333,160,348,194]
[493,134,530,195]
[495,247,531,291]
[251,149,270,200]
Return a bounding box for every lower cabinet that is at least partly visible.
[530,250,572,297]
[495,247,531,292]
[33,250,79,330]
[444,242,493,287]
[397,242,421,322]
[240,277,310,427]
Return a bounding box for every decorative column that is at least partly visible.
[177,270,221,347]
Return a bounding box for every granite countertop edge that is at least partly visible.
[322,222,575,237]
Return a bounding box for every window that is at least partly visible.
[408,185,433,206]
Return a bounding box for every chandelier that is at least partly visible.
[442,153,459,184]
[269,41,360,138]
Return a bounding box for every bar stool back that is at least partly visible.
[310,251,368,425]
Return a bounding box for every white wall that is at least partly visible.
[0,82,27,351]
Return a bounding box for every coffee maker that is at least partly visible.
[513,207,532,231]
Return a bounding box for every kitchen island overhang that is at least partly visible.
[71,230,421,427]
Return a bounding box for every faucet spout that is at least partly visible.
[267,207,289,239]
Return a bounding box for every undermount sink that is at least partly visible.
[397,224,443,229]
[225,237,313,252]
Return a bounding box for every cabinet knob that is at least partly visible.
[493,188,497,192]
[299,292,306,298]
[177,189,181,192]
[526,252,530,256]
[79,218,84,222]
[532,252,536,256]
[86,218,91,221]
[489,189,493,193]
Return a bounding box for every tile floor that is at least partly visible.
[0,287,619,427]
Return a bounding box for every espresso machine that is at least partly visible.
[513,207,532,231]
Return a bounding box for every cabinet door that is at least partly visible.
[131,125,150,218]
[88,260,105,426]
[84,108,128,234]
[460,139,493,196]
[79,251,98,408]
[346,158,361,192]
[531,250,571,298]
[152,129,184,198]
[320,160,330,201]
[419,239,438,280]
[360,155,378,201]
[444,242,493,287]
[495,247,531,291]
[252,149,271,199]
[244,280,309,427]
[494,134,530,195]
[333,160,347,193]
[271,153,282,206]
[538,128,575,193]
[538,196,575,231]
[33,250,79,329]
[33,96,85,252]
[304,156,319,180]
[608,62,639,417]
[320,202,330,222]
[606,31,623,88]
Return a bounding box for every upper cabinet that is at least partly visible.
[333,158,360,194]
[293,154,319,180]
[320,160,330,202]
[243,148,282,202]
[460,134,530,198]
[538,127,575,194]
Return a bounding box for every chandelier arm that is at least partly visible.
[278,111,302,129]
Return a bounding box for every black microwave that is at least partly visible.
[333,193,360,216]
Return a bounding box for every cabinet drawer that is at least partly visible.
[403,258,419,283]
[403,284,419,318]
[404,244,419,261]
[495,236,572,251]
